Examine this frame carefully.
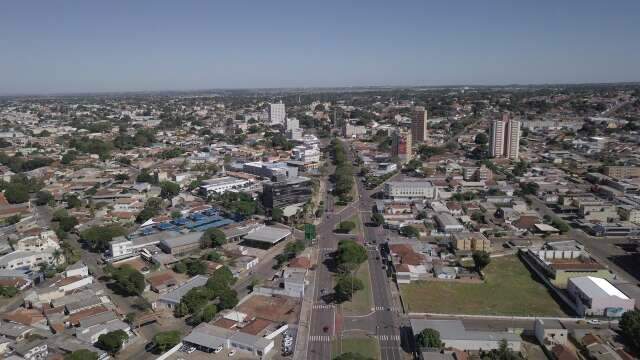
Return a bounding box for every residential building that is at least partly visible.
[567,276,635,317]
[343,123,367,138]
[269,102,285,125]
[391,129,412,163]
[0,249,62,271]
[603,166,640,179]
[154,275,209,310]
[490,113,521,160]
[412,106,428,143]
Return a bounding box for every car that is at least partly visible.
[323,326,329,333]
[213,346,224,353]
[228,349,236,357]
[376,256,380,260]
[186,347,196,354]
[587,319,601,325]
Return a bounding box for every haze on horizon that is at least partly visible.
[1,0,640,95]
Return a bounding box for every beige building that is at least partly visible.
[603,166,640,179]
[411,106,428,143]
[391,129,412,163]
[490,113,521,160]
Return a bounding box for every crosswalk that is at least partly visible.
[375,334,401,342]
[320,247,335,252]
[312,304,334,310]
[310,335,332,342]
[372,306,400,312]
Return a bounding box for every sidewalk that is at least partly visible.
[293,247,319,360]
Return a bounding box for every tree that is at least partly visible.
[337,221,356,233]
[202,228,227,248]
[97,329,128,354]
[472,251,491,272]
[185,259,207,276]
[334,274,364,302]
[173,261,187,273]
[64,194,81,209]
[217,287,239,310]
[335,240,367,270]
[207,266,236,288]
[199,304,218,323]
[152,330,181,354]
[64,350,98,360]
[35,190,53,206]
[114,173,129,182]
[160,181,180,199]
[371,213,384,227]
[416,328,442,348]
[620,309,640,351]
[110,265,145,296]
[80,224,127,252]
[520,182,539,195]
[271,207,284,222]
[4,183,29,204]
[551,218,571,234]
[399,225,420,238]
[475,133,489,145]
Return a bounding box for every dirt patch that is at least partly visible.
[237,294,301,324]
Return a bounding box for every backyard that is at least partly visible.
[400,255,568,316]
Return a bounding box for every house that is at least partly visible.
[64,261,89,278]
[14,339,47,360]
[534,319,568,347]
[182,322,274,357]
[154,275,208,310]
[0,322,32,341]
[146,272,178,294]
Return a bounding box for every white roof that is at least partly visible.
[571,276,629,300]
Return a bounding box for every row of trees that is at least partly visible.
[333,240,368,302]
[331,139,354,204]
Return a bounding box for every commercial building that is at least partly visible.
[384,181,437,201]
[291,146,320,164]
[198,176,252,195]
[434,213,465,233]
[391,129,412,163]
[490,113,521,160]
[412,106,428,143]
[567,276,635,317]
[109,231,180,259]
[183,322,275,357]
[262,177,312,209]
[410,319,521,351]
[242,161,297,181]
[154,275,209,310]
[343,123,367,138]
[269,102,285,125]
[0,249,62,271]
[158,232,204,256]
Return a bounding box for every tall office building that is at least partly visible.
[391,129,412,163]
[412,106,428,143]
[490,113,521,160]
[269,102,286,125]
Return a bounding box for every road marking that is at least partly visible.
[313,304,335,310]
[309,335,332,342]
[373,306,398,312]
[375,335,401,341]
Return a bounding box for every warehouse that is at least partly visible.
[410,319,521,351]
[158,232,203,256]
[183,322,274,357]
[567,276,635,317]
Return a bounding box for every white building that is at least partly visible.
[292,146,320,164]
[490,113,521,160]
[410,319,521,351]
[567,276,635,317]
[198,176,252,195]
[12,230,60,252]
[0,249,62,271]
[384,181,437,201]
[269,102,286,125]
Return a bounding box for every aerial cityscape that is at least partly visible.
[1,1,640,360]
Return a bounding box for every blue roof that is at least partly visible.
[192,219,234,231]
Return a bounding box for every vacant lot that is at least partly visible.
[400,255,568,316]
[237,294,301,323]
[333,337,379,360]
[341,262,373,316]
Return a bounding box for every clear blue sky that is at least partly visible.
[1,0,639,94]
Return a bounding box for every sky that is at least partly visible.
[1,0,640,94]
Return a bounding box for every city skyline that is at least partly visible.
[2,0,640,95]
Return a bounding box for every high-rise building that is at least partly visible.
[391,129,412,163]
[490,113,521,160]
[412,106,428,143]
[269,102,286,125]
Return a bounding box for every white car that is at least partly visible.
[213,346,224,353]
[228,349,236,357]
[587,319,601,325]
[186,347,196,354]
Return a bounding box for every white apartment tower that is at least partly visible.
[490,113,521,160]
[412,106,428,143]
[269,102,286,125]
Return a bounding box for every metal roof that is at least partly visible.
[570,276,630,300]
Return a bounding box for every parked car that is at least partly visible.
[228,349,236,357]
[213,346,224,353]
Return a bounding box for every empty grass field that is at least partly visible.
[333,337,380,359]
[341,262,373,316]
[400,255,568,316]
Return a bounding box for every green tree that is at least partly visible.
[335,240,367,271]
[80,224,127,252]
[475,133,489,145]
[160,181,180,199]
[620,309,640,351]
[110,265,145,296]
[4,183,29,204]
[371,213,385,227]
[152,330,182,354]
[520,182,539,195]
[35,190,53,206]
[399,225,420,238]
[217,287,239,310]
[337,221,356,233]
[97,329,128,354]
[472,251,491,272]
[202,228,227,248]
[271,207,284,222]
[416,328,442,348]
[334,274,364,302]
[207,266,236,288]
[199,304,218,323]
[64,349,98,360]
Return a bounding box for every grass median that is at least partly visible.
[341,262,373,316]
[333,336,380,360]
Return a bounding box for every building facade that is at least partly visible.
[490,113,521,160]
[269,102,285,125]
[391,129,412,163]
[262,177,313,209]
[412,106,428,143]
